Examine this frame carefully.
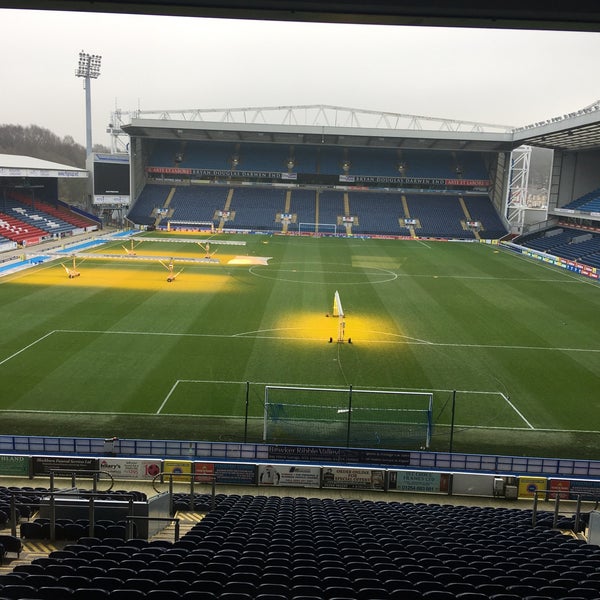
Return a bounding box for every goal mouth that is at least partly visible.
[298,222,338,235]
[264,385,433,450]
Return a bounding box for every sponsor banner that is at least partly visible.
[267,445,410,466]
[194,462,257,485]
[0,168,87,178]
[95,153,129,163]
[338,175,490,187]
[93,195,130,206]
[98,457,162,480]
[32,456,98,476]
[148,166,293,179]
[548,478,571,500]
[388,470,450,494]
[445,179,490,186]
[344,175,447,185]
[321,467,385,490]
[163,460,192,482]
[517,476,547,499]
[569,479,600,501]
[257,464,321,488]
[0,455,29,476]
[147,166,192,175]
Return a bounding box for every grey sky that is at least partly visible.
[2,8,600,148]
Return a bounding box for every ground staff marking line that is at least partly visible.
[500,392,534,429]
[0,331,56,367]
[3,329,596,357]
[157,381,180,415]
[1,406,597,434]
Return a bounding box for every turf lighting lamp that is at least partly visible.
[75,50,102,158]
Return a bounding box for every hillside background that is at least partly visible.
[0,124,109,207]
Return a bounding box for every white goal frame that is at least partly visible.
[298,222,337,235]
[167,220,215,232]
[263,384,434,448]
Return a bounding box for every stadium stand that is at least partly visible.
[5,200,75,237]
[348,191,404,236]
[520,227,600,268]
[127,184,171,227]
[401,151,456,178]
[344,148,399,177]
[317,190,344,227]
[161,186,227,226]
[560,188,600,213]
[227,187,286,231]
[406,194,476,239]
[289,188,317,226]
[461,195,507,239]
[234,144,288,172]
[9,192,96,231]
[0,211,49,245]
[127,140,508,239]
[0,489,594,600]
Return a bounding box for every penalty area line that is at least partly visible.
[157,380,180,415]
[0,331,56,367]
[501,392,534,429]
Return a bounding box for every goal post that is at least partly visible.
[263,385,433,450]
[166,220,215,233]
[298,222,337,235]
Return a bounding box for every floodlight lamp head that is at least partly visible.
[75,50,102,79]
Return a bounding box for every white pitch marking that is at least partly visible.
[0,331,56,366]
[500,392,535,429]
[156,381,180,414]
[51,328,600,354]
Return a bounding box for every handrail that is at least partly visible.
[532,489,584,532]
[152,471,217,512]
[124,515,181,541]
[49,469,115,493]
[6,483,136,541]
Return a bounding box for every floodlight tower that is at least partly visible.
[75,50,102,158]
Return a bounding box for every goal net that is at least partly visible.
[264,385,433,449]
[166,220,215,233]
[298,222,337,235]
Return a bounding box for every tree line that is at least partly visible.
[0,124,109,207]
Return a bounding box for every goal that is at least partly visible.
[166,220,215,233]
[263,385,433,449]
[298,222,337,235]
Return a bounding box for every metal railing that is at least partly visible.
[532,489,585,532]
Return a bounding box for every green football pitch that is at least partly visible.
[0,232,599,459]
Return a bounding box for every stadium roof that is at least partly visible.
[119,104,600,153]
[513,102,600,151]
[6,1,600,33]
[0,154,88,178]
[123,118,516,153]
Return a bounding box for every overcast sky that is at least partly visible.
[2,8,600,148]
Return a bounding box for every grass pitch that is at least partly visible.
[0,232,599,459]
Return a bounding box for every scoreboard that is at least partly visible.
[93,153,130,206]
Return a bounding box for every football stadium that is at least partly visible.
[2,106,600,461]
[0,2,599,598]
